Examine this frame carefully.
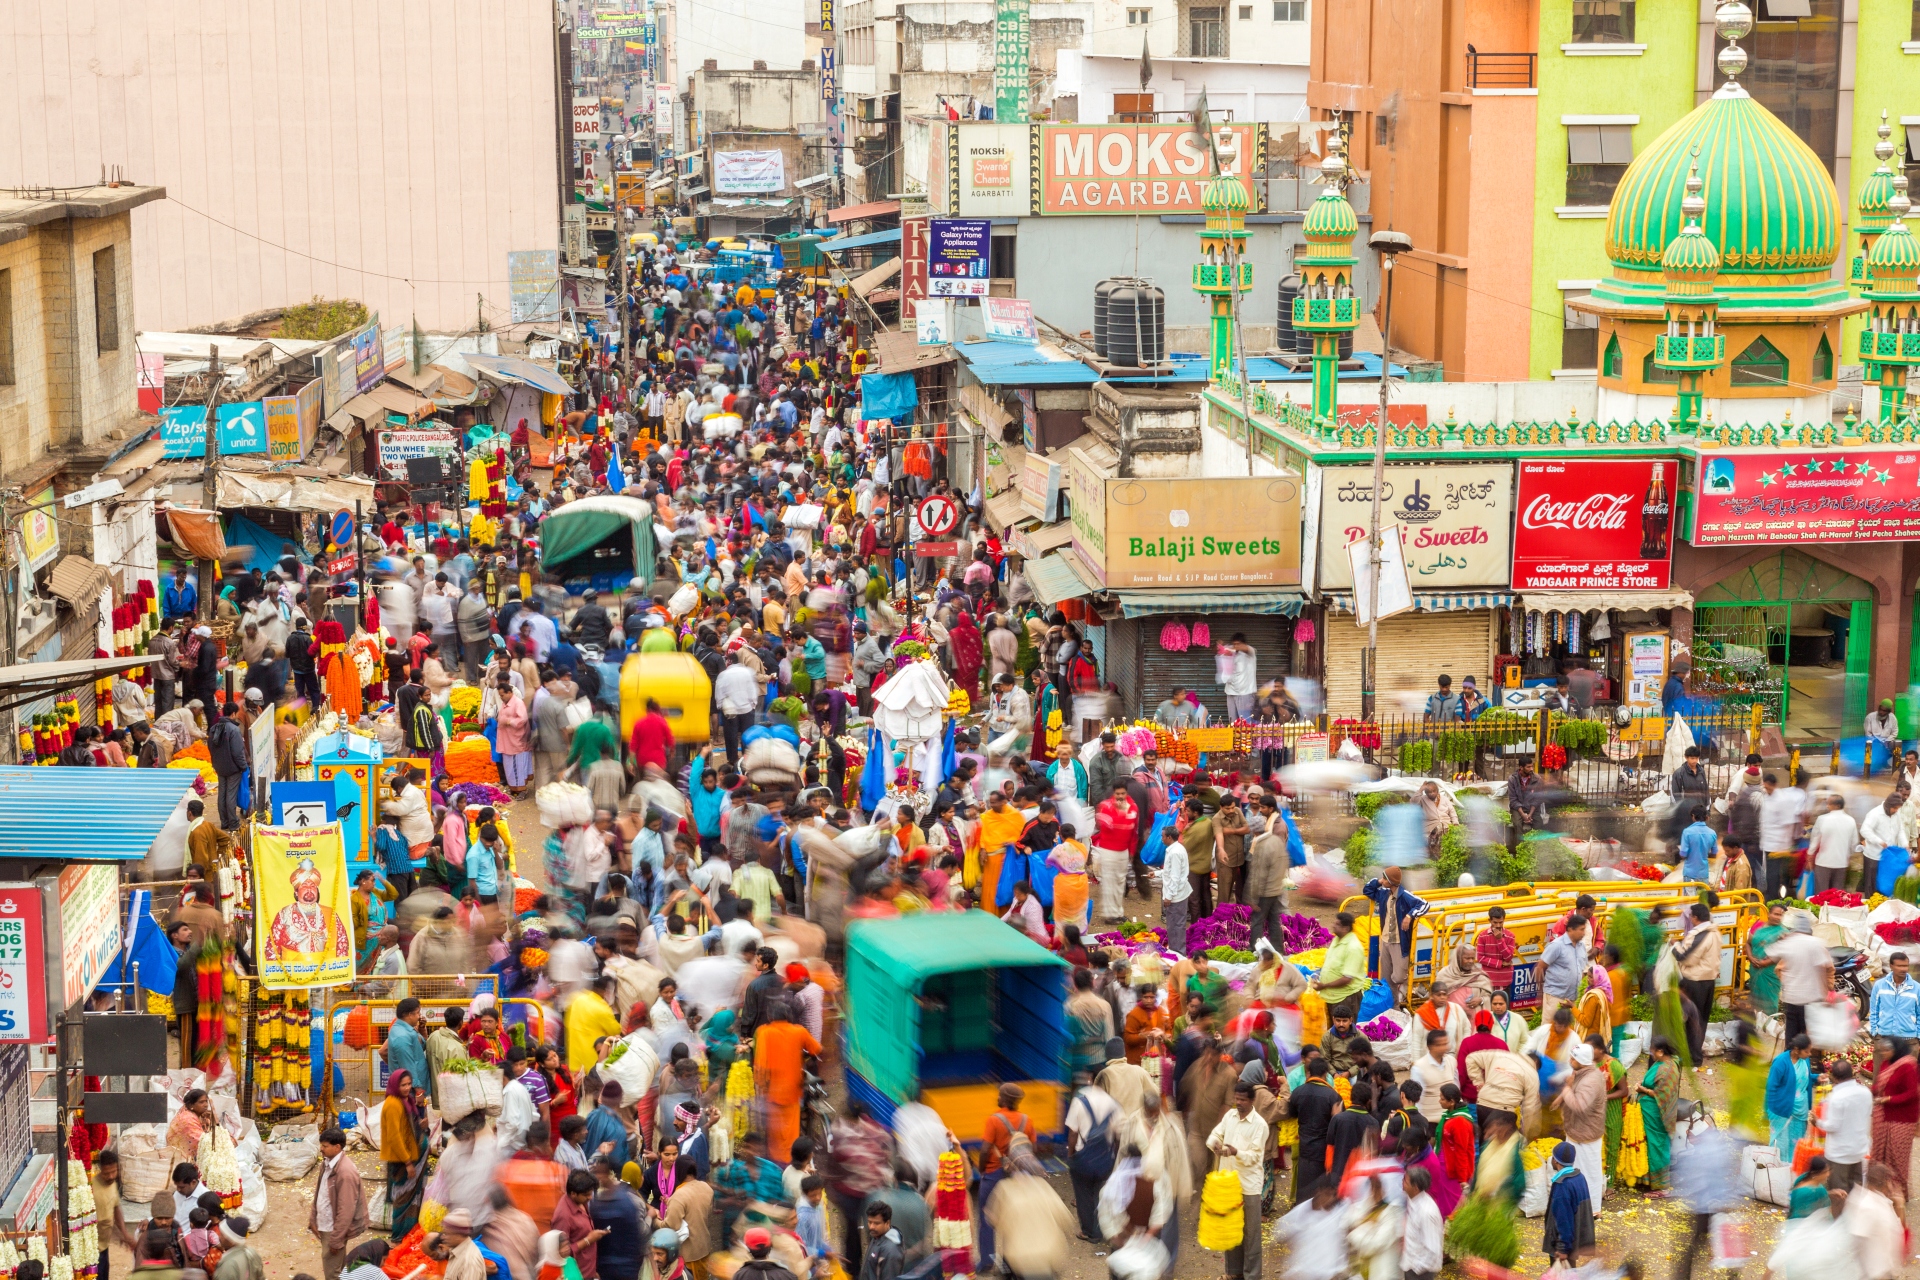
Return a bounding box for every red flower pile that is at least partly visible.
[1810,888,1865,908]
[1541,744,1568,771]
[1617,861,1669,883]
[1874,919,1920,945]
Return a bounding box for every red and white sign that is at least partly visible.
[572,96,603,143]
[900,215,929,326]
[1688,448,1920,544]
[0,885,46,1043]
[1512,457,1676,591]
[1037,124,1258,215]
[915,493,959,537]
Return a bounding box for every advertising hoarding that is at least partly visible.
[1317,464,1512,590]
[1688,448,1920,544]
[1512,457,1676,591]
[1037,123,1259,215]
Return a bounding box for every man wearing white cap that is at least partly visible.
[1560,1040,1609,1212]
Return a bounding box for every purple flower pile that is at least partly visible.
[1088,926,1169,954]
[1182,904,1333,958]
[1359,1014,1406,1043]
[1280,913,1332,954]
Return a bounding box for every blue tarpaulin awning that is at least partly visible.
[819,228,902,253]
[222,513,312,570]
[0,766,196,860]
[859,371,918,422]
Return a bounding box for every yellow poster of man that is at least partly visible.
[254,822,355,989]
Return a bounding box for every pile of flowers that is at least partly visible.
[1519,1137,1564,1170]
[1205,945,1257,963]
[519,946,550,970]
[1280,913,1333,954]
[1088,923,1169,955]
[1331,718,1382,750]
[1359,1014,1405,1042]
[1810,888,1866,908]
[1616,861,1669,883]
[1540,743,1568,771]
[1117,725,1159,756]
[1875,919,1920,945]
[1287,948,1328,971]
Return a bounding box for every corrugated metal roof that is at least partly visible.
[47,556,108,607]
[0,765,196,860]
[957,337,1099,387]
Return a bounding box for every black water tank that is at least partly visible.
[1106,282,1166,367]
[1093,278,1124,358]
[1275,273,1302,355]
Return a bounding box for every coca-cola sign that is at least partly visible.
[1512,457,1677,591]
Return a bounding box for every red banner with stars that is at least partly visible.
[1689,448,1920,544]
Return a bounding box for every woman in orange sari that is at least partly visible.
[753,998,823,1162]
[974,791,1026,903]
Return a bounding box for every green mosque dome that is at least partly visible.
[1605,85,1838,275]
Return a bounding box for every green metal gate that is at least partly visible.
[1691,603,1791,723]
[1692,551,1875,734]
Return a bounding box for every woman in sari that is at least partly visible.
[380,1069,429,1240]
[1573,964,1613,1046]
[948,610,983,702]
[1872,1038,1918,1200]
[538,1045,579,1127]
[1047,834,1091,933]
[1625,1037,1680,1190]
[974,791,1026,903]
[1766,1033,1813,1164]
[1596,1036,1631,1185]
[165,1088,211,1168]
[1746,902,1788,1015]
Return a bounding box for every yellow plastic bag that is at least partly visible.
[1300,987,1328,1050]
[1197,1168,1246,1252]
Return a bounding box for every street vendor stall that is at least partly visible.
[842,913,1069,1141]
[537,495,658,595]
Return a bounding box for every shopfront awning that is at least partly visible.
[828,199,901,224]
[1013,520,1075,560]
[465,354,576,397]
[1517,590,1694,613]
[1113,588,1307,619]
[821,228,903,254]
[986,490,1027,535]
[46,556,109,608]
[215,470,379,515]
[0,657,152,718]
[851,256,901,299]
[1324,591,1513,614]
[1025,551,1098,606]
[0,764,197,860]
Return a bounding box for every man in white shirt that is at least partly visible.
[1808,793,1861,895]
[1409,1030,1456,1125]
[1770,917,1835,1046]
[497,1047,539,1155]
[1160,827,1192,956]
[1860,793,1906,898]
[1757,772,1808,901]
[1206,1084,1272,1280]
[1822,1059,1873,1193]
[1222,635,1259,721]
[713,653,762,764]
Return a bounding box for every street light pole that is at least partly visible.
[1361,230,1411,720]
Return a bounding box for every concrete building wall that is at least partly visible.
[0,236,53,471]
[693,68,828,134]
[899,1,1090,112]
[0,0,561,334]
[1524,0,1694,382]
[675,0,809,76]
[1053,51,1307,126]
[1460,92,1535,382]
[1012,213,1379,333]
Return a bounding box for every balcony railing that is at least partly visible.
[1861,330,1920,362]
[1466,49,1536,89]
[1293,295,1362,330]
[1192,262,1254,291]
[1653,333,1725,370]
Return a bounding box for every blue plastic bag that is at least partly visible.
[1139,811,1177,867]
[1357,978,1395,1023]
[1880,846,1913,895]
[1282,807,1306,867]
[996,848,1056,909]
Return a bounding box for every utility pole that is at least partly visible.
[198,344,226,620]
[1361,230,1411,720]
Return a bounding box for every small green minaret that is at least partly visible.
[1293,134,1361,424]
[1861,162,1920,425]
[1192,174,1253,382]
[1654,161,1725,435]
[1853,111,1900,289]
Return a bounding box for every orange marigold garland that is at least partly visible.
[932,1150,972,1275]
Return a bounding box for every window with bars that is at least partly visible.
[1571,0,1635,42]
[1565,124,1633,205]
[1731,334,1790,386]
[1189,7,1226,54]
[1563,291,1598,369]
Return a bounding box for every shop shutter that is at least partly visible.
[1135,614,1294,723]
[1322,610,1493,718]
[1106,618,1142,718]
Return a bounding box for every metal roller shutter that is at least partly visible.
[1322,610,1494,717]
[1106,618,1142,718]
[1136,614,1294,723]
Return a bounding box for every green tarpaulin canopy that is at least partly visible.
[537,495,658,584]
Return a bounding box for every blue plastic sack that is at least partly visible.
[1139,811,1177,867]
[1880,846,1913,895]
[767,724,801,748]
[741,725,771,749]
[1357,978,1395,1023]
[996,848,1056,909]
